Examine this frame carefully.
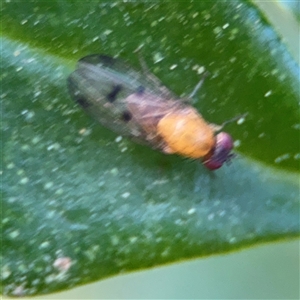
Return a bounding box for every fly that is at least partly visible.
[67,54,245,170]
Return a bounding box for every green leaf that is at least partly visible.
[1,0,299,297]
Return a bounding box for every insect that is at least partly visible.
[68,54,241,170]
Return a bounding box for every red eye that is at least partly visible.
[202,132,234,170]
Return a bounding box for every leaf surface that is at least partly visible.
[1,1,299,296]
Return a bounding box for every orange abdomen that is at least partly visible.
[157,108,215,159]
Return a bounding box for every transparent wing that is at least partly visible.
[77,54,176,99]
[67,54,178,145]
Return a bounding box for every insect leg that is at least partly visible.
[134,50,174,98]
[136,52,151,75]
[188,71,210,99]
[134,47,153,75]
[138,54,167,86]
[221,113,248,127]
[210,113,248,132]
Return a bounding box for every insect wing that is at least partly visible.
[67,54,177,143]
[77,54,176,98]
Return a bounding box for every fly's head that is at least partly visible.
[202,132,234,170]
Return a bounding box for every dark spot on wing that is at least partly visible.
[136,85,145,95]
[107,84,122,102]
[121,111,132,122]
[76,97,90,108]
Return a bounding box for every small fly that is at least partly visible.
[67,54,244,170]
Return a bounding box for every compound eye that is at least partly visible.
[203,132,234,170]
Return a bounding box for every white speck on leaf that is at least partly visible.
[207,213,214,221]
[187,208,196,215]
[19,177,29,184]
[9,230,20,239]
[264,90,272,97]
[115,136,122,143]
[234,140,241,147]
[153,52,164,64]
[44,182,54,190]
[53,257,72,272]
[275,153,290,163]
[121,192,130,199]
[237,116,245,125]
